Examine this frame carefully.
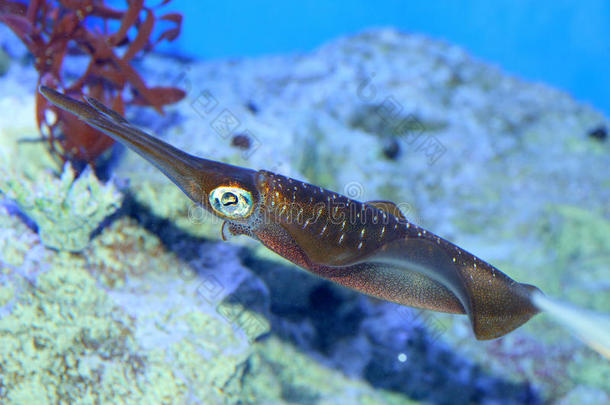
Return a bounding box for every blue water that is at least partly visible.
[164,0,610,116]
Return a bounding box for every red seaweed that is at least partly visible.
[0,0,185,170]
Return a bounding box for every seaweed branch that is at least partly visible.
[0,0,185,170]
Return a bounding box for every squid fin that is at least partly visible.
[348,236,540,339]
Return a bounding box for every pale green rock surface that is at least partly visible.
[0,203,399,404]
[240,336,417,405]
[0,163,123,252]
[0,256,261,404]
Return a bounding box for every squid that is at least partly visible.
[39,86,547,341]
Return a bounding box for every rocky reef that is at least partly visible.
[0,162,122,252]
[1,26,609,404]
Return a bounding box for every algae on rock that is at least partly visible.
[87,217,180,288]
[540,205,610,311]
[238,336,416,405]
[0,262,142,403]
[0,252,271,404]
[0,163,122,252]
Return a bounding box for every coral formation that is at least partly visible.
[0,262,139,403]
[0,162,122,252]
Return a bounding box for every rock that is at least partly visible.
[238,336,416,405]
[0,163,123,252]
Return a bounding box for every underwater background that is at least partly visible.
[163,0,610,116]
[0,1,609,404]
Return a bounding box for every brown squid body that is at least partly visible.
[40,86,541,340]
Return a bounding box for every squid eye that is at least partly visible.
[221,192,238,206]
[209,186,254,219]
